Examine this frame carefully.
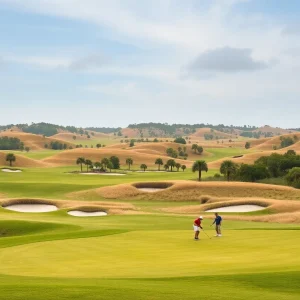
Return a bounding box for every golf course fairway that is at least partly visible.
[0,212,299,299]
[0,168,300,299]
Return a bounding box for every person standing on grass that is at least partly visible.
[211,213,222,237]
[193,216,203,240]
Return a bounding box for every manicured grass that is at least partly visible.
[0,212,299,300]
[204,147,253,163]
[0,146,299,299]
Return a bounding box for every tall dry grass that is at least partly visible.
[91,181,300,201]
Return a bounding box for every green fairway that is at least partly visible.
[0,212,299,300]
[0,153,299,300]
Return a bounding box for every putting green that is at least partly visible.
[1,230,299,278]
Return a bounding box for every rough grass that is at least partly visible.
[161,198,300,223]
[94,181,300,201]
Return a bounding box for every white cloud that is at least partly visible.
[0,0,300,127]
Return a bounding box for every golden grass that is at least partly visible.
[160,197,300,223]
[252,132,300,151]
[0,152,50,168]
[42,147,193,167]
[191,128,233,139]
[52,131,110,142]
[0,131,74,150]
[74,180,300,202]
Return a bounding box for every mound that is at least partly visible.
[52,131,110,142]
[191,128,235,139]
[161,198,300,223]
[74,181,300,202]
[252,132,300,151]
[42,147,193,167]
[207,148,294,169]
[0,131,74,150]
[0,152,49,168]
[253,125,295,135]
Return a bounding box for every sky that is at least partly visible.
[0,0,300,128]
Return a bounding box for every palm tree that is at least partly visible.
[126,158,133,170]
[140,164,147,171]
[6,153,16,167]
[155,158,164,171]
[192,144,198,153]
[181,165,186,172]
[220,160,237,181]
[85,159,93,172]
[167,159,176,172]
[101,158,109,170]
[192,160,208,181]
[175,163,181,171]
[164,164,169,171]
[76,157,86,172]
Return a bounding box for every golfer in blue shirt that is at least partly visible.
[211,213,222,237]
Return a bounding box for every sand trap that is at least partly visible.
[137,188,165,193]
[206,205,266,213]
[81,173,126,176]
[4,204,58,213]
[2,169,22,173]
[68,211,107,217]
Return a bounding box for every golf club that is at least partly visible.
[202,229,212,239]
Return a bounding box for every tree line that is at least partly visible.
[217,150,300,188]
[76,156,187,173]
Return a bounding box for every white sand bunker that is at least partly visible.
[4,204,58,213]
[2,169,22,173]
[68,210,107,217]
[206,205,266,213]
[81,173,126,176]
[138,188,165,193]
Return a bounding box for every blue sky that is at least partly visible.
[0,0,299,128]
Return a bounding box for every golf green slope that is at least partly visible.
[0,213,299,300]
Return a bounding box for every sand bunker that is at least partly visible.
[2,169,22,173]
[4,204,58,213]
[81,173,126,176]
[68,210,107,217]
[137,188,166,193]
[138,188,170,193]
[206,205,266,213]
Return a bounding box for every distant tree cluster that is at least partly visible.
[0,137,24,150]
[85,127,121,134]
[280,136,296,148]
[217,151,300,186]
[45,141,68,150]
[128,122,259,137]
[174,137,186,144]
[192,144,203,155]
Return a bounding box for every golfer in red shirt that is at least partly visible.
[193,216,203,240]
